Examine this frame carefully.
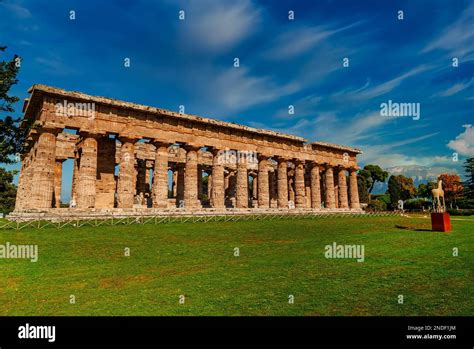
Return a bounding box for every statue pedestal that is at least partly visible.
[431,212,452,232]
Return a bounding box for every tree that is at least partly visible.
[386,175,416,209]
[357,174,369,203]
[0,167,17,214]
[0,46,27,164]
[463,158,474,199]
[438,173,463,208]
[359,165,389,198]
[417,182,436,199]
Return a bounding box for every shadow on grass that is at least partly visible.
[395,225,433,232]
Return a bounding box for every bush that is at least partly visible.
[367,199,387,212]
[447,209,474,216]
[404,198,432,210]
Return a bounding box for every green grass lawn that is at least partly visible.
[0,215,472,316]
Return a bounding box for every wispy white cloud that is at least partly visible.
[178,0,261,52]
[2,1,31,19]
[434,78,474,97]
[423,3,474,58]
[447,124,474,156]
[264,21,362,60]
[35,55,77,76]
[334,65,431,101]
[209,67,300,111]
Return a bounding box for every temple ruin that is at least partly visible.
[10,84,363,219]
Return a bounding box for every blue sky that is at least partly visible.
[1,0,473,198]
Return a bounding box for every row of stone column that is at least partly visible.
[15,131,360,211]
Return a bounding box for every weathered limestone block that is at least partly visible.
[257,156,269,208]
[184,146,201,209]
[77,136,98,209]
[310,163,322,209]
[117,140,135,208]
[210,150,225,208]
[152,143,169,208]
[338,168,349,209]
[30,131,57,209]
[324,167,336,209]
[277,159,288,208]
[349,169,361,209]
[236,155,248,208]
[295,160,306,208]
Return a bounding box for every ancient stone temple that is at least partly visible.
[11,84,363,218]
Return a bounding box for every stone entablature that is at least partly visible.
[14,84,363,214]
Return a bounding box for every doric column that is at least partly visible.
[210,149,225,208]
[71,156,80,206]
[257,155,269,208]
[310,163,322,209]
[295,160,306,208]
[269,170,277,206]
[277,158,288,208]
[349,168,361,209]
[76,135,98,209]
[236,153,248,208]
[207,173,212,199]
[324,166,336,209]
[176,163,185,205]
[15,158,29,210]
[305,170,311,208]
[183,145,201,209]
[338,168,349,209]
[136,159,147,196]
[54,160,63,208]
[117,138,136,208]
[30,131,57,209]
[197,164,203,197]
[152,141,169,208]
[172,169,178,197]
[252,175,257,200]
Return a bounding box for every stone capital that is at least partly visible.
[183,144,202,152]
[275,156,289,164]
[293,158,305,165]
[118,135,138,144]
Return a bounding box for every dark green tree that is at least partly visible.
[0,167,17,214]
[417,182,436,199]
[357,174,369,203]
[0,46,27,164]
[463,158,474,199]
[359,164,389,198]
[386,175,416,209]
